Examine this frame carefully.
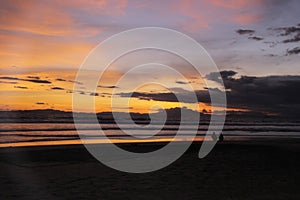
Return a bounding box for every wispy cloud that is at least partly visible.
[97,85,118,89]
[236,29,255,35]
[27,76,40,79]
[0,81,18,84]
[55,78,83,85]
[14,86,28,89]
[248,36,263,41]
[273,24,300,43]
[286,47,300,55]
[175,80,190,85]
[51,87,65,90]
[0,76,51,84]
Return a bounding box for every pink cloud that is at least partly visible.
[233,14,262,25]
[175,0,264,32]
[208,0,262,10]
[0,0,126,37]
[179,0,210,31]
[57,0,127,15]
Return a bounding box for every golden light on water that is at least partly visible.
[0,137,209,148]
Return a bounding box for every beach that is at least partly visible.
[1,139,300,199]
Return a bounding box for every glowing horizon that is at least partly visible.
[1,0,299,116]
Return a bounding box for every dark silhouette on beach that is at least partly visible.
[219,132,224,142]
[211,132,224,142]
[211,132,218,141]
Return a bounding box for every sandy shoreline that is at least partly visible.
[1,139,300,199]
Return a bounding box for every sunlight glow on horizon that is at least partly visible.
[1,0,299,114]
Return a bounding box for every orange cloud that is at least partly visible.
[0,33,94,68]
[0,0,129,71]
[0,68,127,111]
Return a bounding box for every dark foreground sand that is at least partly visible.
[0,139,300,200]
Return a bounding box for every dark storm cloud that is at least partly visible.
[286,47,300,55]
[118,71,300,117]
[14,86,28,89]
[207,71,300,116]
[118,89,216,104]
[236,29,255,35]
[0,76,51,84]
[205,70,237,84]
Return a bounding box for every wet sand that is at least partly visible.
[0,139,300,199]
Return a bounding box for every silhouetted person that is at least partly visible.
[219,132,224,142]
[211,132,218,142]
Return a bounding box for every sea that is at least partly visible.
[1,122,300,147]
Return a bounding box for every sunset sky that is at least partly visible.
[1,0,299,115]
